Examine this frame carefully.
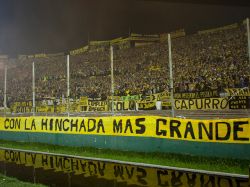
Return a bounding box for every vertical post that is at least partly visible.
[168,34,175,117]
[247,18,250,63]
[32,61,36,116]
[67,54,70,117]
[88,32,90,45]
[68,173,71,187]
[4,64,7,116]
[110,45,114,114]
[33,167,36,184]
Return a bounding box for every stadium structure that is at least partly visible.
[0,18,249,159]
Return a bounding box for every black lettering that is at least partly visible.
[97,119,105,133]
[117,102,123,111]
[70,119,78,132]
[79,119,86,132]
[235,178,249,187]
[212,99,220,109]
[171,171,183,187]
[156,119,167,136]
[71,158,79,171]
[63,119,70,131]
[124,119,133,133]
[15,119,21,129]
[157,170,169,186]
[9,151,14,161]
[181,100,188,110]
[204,99,211,109]
[184,122,195,139]
[200,175,215,187]
[122,102,128,110]
[170,120,182,138]
[41,119,48,130]
[63,158,70,170]
[80,160,87,172]
[113,120,122,133]
[24,119,30,130]
[24,152,29,163]
[215,122,231,141]
[129,100,135,110]
[41,155,48,166]
[195,99,203,109]
[98,162,105,176]
[136,118,146,134]
[125,166,134,179]
[55,119,62,131]
[30,153,36,165]
[31,119,36,130]
[175,100,180,109]
[49,156,54,168]
[56,157,63,169]
[88,119,96,132]
[220,98,228,109]
[228,89,235,96]
[137,167,147,185]
[233,121,249,141]
[114,165,124,179]
[188,99,195,109]
[4,119,9,129]
[217,177,233,187]
[49,118,53,131]
[4,150,10,160]
[186,173,197,187]
[198,122,213,140]
[7,119,21,129]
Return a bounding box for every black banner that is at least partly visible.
[228,96,249,109]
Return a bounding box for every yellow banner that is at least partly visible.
[0,116,249,144]
[27,53,47,58]
[0,149,247,187]
[174,98,229,110]
[225,88,250,97]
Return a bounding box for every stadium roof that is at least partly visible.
[141,0,250,6]
[0,0,250,56]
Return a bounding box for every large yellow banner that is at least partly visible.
[0,116,249,144]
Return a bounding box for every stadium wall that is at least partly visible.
[0,116,249,159]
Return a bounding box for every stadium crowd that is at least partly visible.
[0,23,249,106]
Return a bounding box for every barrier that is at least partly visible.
[1,116,249,144]
[0,116,249,159]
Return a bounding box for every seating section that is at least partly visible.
[0,23,249,107]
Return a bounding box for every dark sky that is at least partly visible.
[0,0,250,55]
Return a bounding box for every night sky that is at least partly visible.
[0,0,250,55]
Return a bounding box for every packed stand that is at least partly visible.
[1,23,249,103]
